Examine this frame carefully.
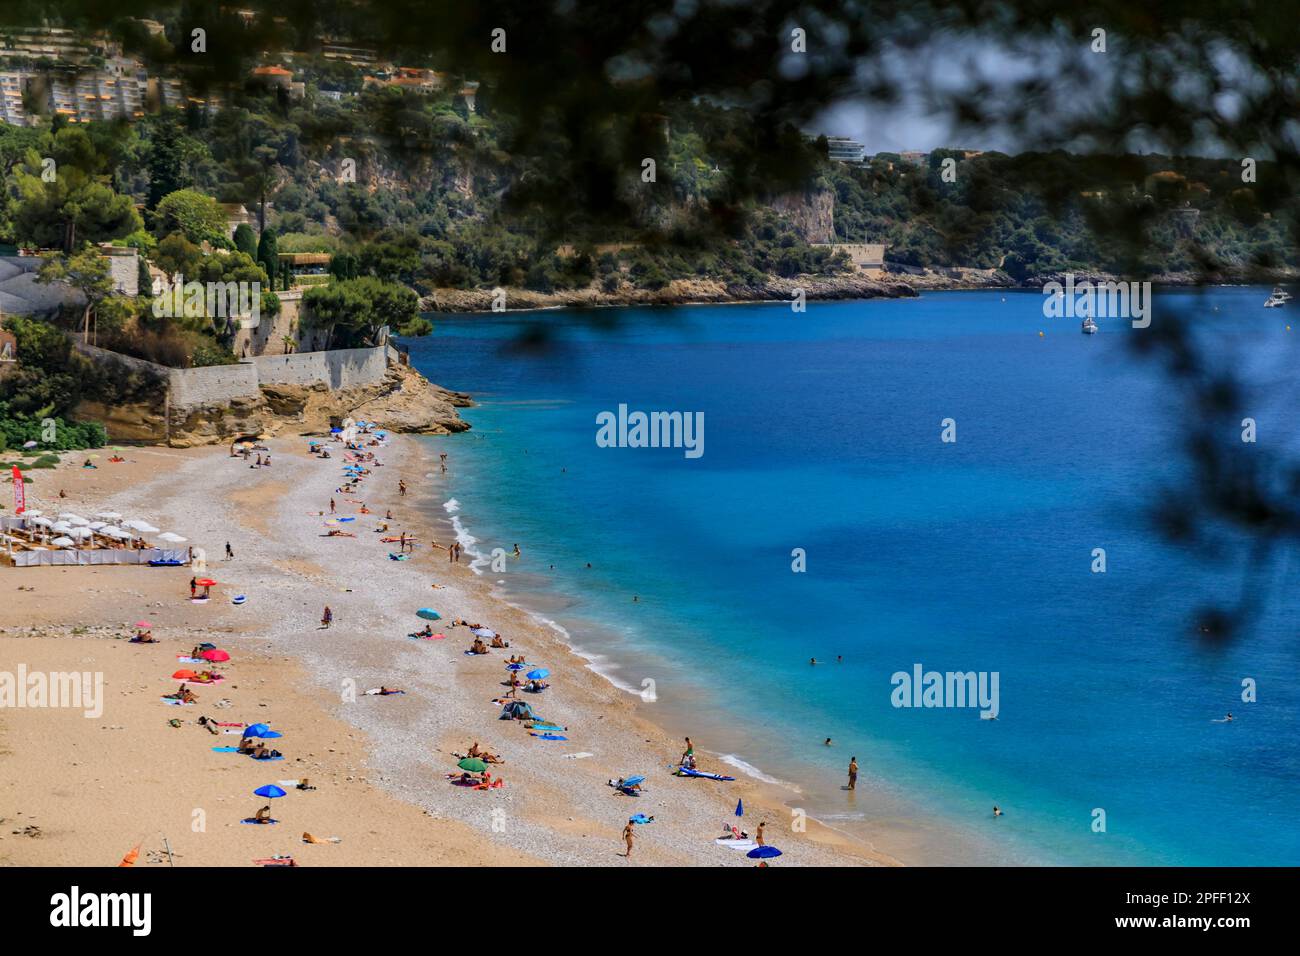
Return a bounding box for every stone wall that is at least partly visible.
[247,345,390,391]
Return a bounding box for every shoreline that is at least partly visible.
[1,436,892,866]
[420,273,1298,315]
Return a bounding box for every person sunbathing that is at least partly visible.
[415,625,434,638]
[526,679,549,692]
[131,630,156,643]
[237,738,257,754]
[170,684,198,703]
[296,779,316,791]
[253,805,273,824]
[467,742,483,757]
[470,639,489,654]
[490,635,509,648]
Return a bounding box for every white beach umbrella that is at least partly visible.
[23,509,41,518]
[69,527,94,539]
[95,511,122,520]
[89,521,107,530]
[124,520,160,534]
[51,521,73,533]
[67,516,90,527]
[157,532,187,543]
[105,528,132,540]
[29,516,52,528]
[50,536,75,548]
[58,513,87,523]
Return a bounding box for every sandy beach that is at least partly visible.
[1,435,891,867]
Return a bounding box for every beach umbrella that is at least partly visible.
[201,649,230,662]
[195,578,217,587]
[30,516,52,527]
[124,520,159,534]
[330,427,342,434]
[244,723,270,736]
[471,627,496,638]
[135,621,152,629]
[457,758,488,773]
[96,511,121,520]
[416,608,442,621]
[70,527,93,539]
[22,509,41,518]
[253,785,287,798]
[58,513,86,523]
[172,669,198,679]
[50,536,75,548]
[117,843,140,867]
[67,516,90,527]
[735,798,744,817]
[22,440,37,449]
[89,521,106,530]
[526,668,550,680]
[621,775,646,787]
[506,663,526,671]
[746,846,782,859]
[198,642,216,650]
[51,521,73,533]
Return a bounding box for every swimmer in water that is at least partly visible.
[993,805,1003,817]
[810,657,818,665]
[824,737,832,746]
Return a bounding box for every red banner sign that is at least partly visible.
[12,465,25,515]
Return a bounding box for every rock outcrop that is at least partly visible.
[165,364,471,448]
[422,273,917,313]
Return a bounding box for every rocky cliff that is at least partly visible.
[78,363,471,448]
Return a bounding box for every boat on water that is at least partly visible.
[1264,287,1292,308]
[1081,317,1099,334]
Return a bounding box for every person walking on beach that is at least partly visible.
[399,479,407,497]
[448,543,455,564]
[848,756,858,791]
[321,606,333,629]
[329,498,336,514]
[622,820,635,858]
[756,821,766,846]
[681,737,695,768]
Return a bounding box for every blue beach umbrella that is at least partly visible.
[746,846,782,859]
[526,669,550,680]
[506,662,527,671]
[621,775,646,787]
[243,723,270,736]
[336,516,355,522]
[254,785,287,798]
[735,798,744,817]
[330,427,342,434]
[416,608,442,621]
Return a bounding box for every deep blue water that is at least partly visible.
[404,288,1300,865]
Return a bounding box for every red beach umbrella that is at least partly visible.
[135,621,152,629]
[172,669,198,679]
[201,649,230,662]
[195,578,218,587]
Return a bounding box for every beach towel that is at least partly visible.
[241,818,280,825]
[211,746,240,752]
[630,814,654,825]
[216,721,245,727]
[530,733,567,741]
[562,752,594,760]
[177,657,205,664]
[388,553,409,561]
[410,633,445,641]
[249,754,285,761]
[715,838,756,850]
[254,857,297,866]
[159,698,192,706]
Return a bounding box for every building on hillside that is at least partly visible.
[320,40,380,67]
[278,252,332,287]
[0,247,139,316]
[825,136,866,164]
[0,69,30,125]
[251,64,293,89]
[811,242,888,276]
[0,26,110,64]
[456,81,479,112]
[898,150,929,165]
[220,204,254,239]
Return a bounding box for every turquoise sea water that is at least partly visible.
[405,288,1300,865]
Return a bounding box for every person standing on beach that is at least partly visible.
[681,737,694,767]
[225,542,234,560]
[399,479,407,497]
[848,756,858,791]
[330,498,336,514]
[322,606,333,628]
[448,543,455,564]
[622,820,635,858]
[189,576,197,599]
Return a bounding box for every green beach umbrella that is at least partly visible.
[457,757,487,773]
